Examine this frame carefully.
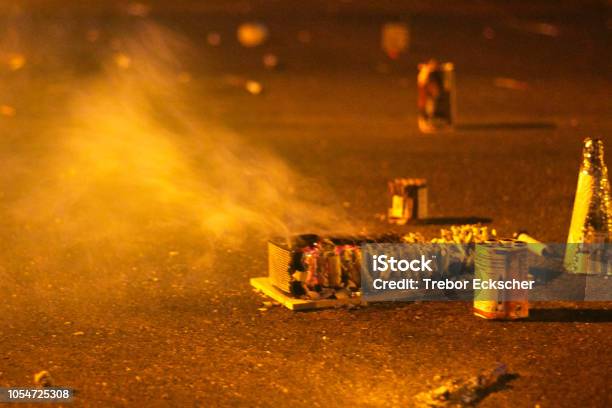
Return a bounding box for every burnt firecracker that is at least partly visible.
[565,137,612,274]
[417,60,455,133]
[388,178,428,225]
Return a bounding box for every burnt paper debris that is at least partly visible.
[414,363,515,407]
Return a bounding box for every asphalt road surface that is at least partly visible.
[0,1,611,407]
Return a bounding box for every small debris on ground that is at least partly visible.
[33,370,53,387]
[414,363,514,407]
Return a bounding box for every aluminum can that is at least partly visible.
[473,240,529,319]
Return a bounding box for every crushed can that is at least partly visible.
[417,60,455,133]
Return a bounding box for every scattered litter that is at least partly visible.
[113,53,131,69]
[0,105,16,117]
[257,307,268,312]
[237,22,269,47]
[493,77,528,91]
[33,370,53,387]
[245,80,263,95]
[414,363,513,407]
[73,331,85,336]
[262,53,279,69]
[8,53,26,71]
[207,32,222,47]
[381,22,410,59]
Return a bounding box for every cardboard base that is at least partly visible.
[250,277,365,311]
